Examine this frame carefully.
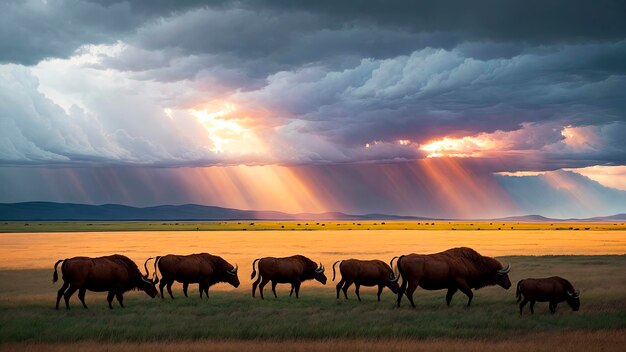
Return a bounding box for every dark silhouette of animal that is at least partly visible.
[516,277,580,315]
[332,258,400,301]
[153,253,239,299]
[251,255,327,299]
[52,255,158,309]
[395,247,511,308]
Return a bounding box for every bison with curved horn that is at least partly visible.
[52,254,158,310]
[153,253,239,299]
[332,258,400,301]
[394,247,511,308]
[251,255,327,299]
[516,276,580,315]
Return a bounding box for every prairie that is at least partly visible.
[1,220,624,233]
[0,228,624,350]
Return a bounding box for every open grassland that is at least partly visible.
[0,229,624,350]
[1,220,625,233]
[2,331,626,352]
[0,256,624,345]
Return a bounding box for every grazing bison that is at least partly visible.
[251,255,327,299]
[52,254,158,309]
[516,277,580,315]
[332,258,400,301]
[153,253,239,299]
[395,247,511,308]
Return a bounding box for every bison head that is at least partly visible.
[314,262,327,284]
[138,276,159,298]
[495,263,512,289]
[226,264,240,288]
[566,290,580,311]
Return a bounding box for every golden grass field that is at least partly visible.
[0,228,625,270]
[1,220,624,233]
[1,225,625,351]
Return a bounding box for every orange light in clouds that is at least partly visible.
[188,103,266,155]
[420,136,495,158]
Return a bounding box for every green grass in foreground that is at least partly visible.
[0,255,624,342]
[1,220,625,232]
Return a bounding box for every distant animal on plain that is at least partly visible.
[153,253,239,299]
[251,255,327,299]
[516,277,580,315]
[52,254,158,309]
[395,247,511,308]
[332,258,400,301]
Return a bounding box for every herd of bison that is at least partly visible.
[52,247,581,315]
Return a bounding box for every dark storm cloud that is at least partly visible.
[6,0,626,65]
[1,0,625,169]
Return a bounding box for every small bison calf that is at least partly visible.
[516,276,580,315]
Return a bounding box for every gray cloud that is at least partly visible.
[0,0,625,170]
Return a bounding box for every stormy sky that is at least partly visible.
[1,0,625,217]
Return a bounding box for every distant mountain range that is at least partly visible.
[0,202,429,221]
[493,214,626,222]
[0,202,624,222]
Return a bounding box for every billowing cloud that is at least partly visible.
[0,0,624,194]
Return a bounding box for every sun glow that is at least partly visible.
[419,136,495,158]
[188,104,264,154]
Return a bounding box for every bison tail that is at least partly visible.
[396,255,407,305]
[516,280,523,302]
[251,258,261,280]
[52,259,65,283]
[153,256,162,283]
[332,260,342,281]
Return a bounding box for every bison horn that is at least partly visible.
[227,264,238,275]
[389,271,399,283]
[315,262,325,273]
[567,290,580,298]
[141,276,154,285]
[497,263,511,275]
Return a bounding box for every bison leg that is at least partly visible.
[258,277,270,300]
[271,281,278,298]
[183,283,189,297]
[355,284,362,301]
[519,297,529,315]
[63,284,78,310]
[252,276,261,298]
[55,281,69,310]
[336,279,344,299]
[342,280,353,299]
[107,291,115,309]
[78,287,88,309]
[397,277,408,307]
[159,280,166,299]
[290,285,294,297]
[405,280,418,308]
[445,287,458,307]
[116,292,125,308]
[377,285,384,302]
[294,282,301,298]
[199,284,209,299]
[549,301,557,314]
[455,280,473,307]
[166,281,175,299]
[530,300,536,314]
